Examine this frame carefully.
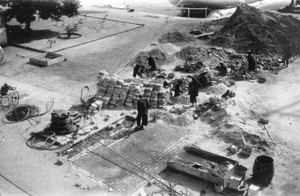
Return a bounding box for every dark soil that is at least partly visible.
[210,5,300,56]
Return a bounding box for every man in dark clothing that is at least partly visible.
[188,78,199,107]
[133,63,146,78]
[199,72,211,88]
[136,95,150,130]
[247,50,256,72]
[148,56,156,71]
[282,44,292,67]
[174,79,183,97]
[0,83,13,96]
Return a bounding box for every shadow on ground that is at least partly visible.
[7,25,59,44]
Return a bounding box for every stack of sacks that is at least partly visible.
[126,84,141,107]
[133,87,142,108]
[158,89,169,107]
[125,83,136,107]
[108,75,120,107]
[99,76,112,107]
[120,83,129,106]
[96,70,109,98]
[115,79,125,106]
[106,76,117,97]
[150,89,158,108]
[153,83,163,92]
[143,87,152,100]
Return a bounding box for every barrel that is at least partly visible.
[252,155,274,187]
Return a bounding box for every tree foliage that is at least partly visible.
[0,0,81,30]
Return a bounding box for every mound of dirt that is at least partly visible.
[135,48,174,67]
[159,31,197,44]
[149,109,194,127]
[210,5,300,56]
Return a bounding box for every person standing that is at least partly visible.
[148,56,157,71]
[282,44,292,67]
[174,79,183,97]
[188,78,199,107]
[136,95,150,130]
[247,50,256,72]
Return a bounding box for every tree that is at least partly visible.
[0,0,81,32]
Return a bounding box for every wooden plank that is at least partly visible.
[194,32,215,38]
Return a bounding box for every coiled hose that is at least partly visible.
[1,99,54,125]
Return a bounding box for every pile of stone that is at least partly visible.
[96,70,169,109]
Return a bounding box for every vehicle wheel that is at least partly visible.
[10,91,19,106]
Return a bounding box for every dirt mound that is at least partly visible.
[159,31,197,44]
[210,5,300,56]
[149,109,194,127]
[135,48,174,67]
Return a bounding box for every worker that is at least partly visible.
[198,72,211,88]
[148,56,157,71]
[282,44,292,67]
[173,79,183,97]
[188,78,199,107]
[0,83,13,96]
[247,50,256,72]
[133,63,146,78]
[136,94,150,130]
[216,62,227,76]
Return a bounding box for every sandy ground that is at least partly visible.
[1,0,300,196]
